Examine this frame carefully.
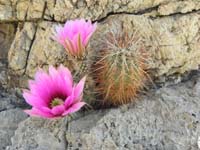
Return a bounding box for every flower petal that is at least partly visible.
[83,22,97,45]
[23,65,84,119]
[23,91,47,108]
[62,102,85,116]
[58,65,72,81]
[28,80,50,102]
[34,69,54,102]
[24,107,54,118]
[51,105,65,116]
[53,19,96,57]
[74,76,86,100]
[49,65,69,97]
[48,64,74,96]
[64,88,75,108]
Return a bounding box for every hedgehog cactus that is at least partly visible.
[54,19,97,78]
[93,26,150,105]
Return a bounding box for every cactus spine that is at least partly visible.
[93,25,150,105]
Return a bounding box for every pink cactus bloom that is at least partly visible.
[23,65,86,118]
[54,19,97,58]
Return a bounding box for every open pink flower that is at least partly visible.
[54,19,97,58]
[23,65,86,118]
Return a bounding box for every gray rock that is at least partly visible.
[6,76,200,150]
[66,77,200,150]
[0,23,15,88]
[6,117,67,150]
[0,24,15,60]
[2,1,200,150]
[0,108,27,150]
[0,89,27,111]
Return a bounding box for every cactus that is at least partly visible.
[93,25,150,106]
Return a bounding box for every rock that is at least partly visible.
[6,73,200,150]
[93,13,200,83]
[25,22,66,77]
[1,1,200,22]
[0,0,172,22]
[8,22,37,75]
[6,117,67,150]
[0,89,28,111]
[0,24,15,60]
[8,21,96,103]
[0,23,15,88]
[2,1,200,88]
[0,109,27,150]
[1,1,200,150]
[8,12,200,88]
[66,76,200,150]
[158,1,200,16]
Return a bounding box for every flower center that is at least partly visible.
[50,98,64,108]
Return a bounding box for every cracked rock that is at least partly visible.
[92,13,200,83]
[0,89,27,111]
[66,76,200,150]
[6,117,67,150]
[3,1,200,88]
[6,74,200,150]
[1,1,200,149]
[2,1,200,22]
[8,22,37,75]
[7,12,200,88]
[0,108,27,150]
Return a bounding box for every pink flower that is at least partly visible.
[23,65,86,118]
[54,19,97,58]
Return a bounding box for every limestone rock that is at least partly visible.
[6,74,200,150]
[2,1,200,150]
[2,1,200,22]
[6,117,67,150]
[158,1,200,16]
[66,76,200,150]
[25,22,66,77]
[0,89,27,111]
[0,24,15,60]
[8,22,37,75]
[94,13,200,80]
[3,1,200,88]
[8,12,200,87]
[0,23,15,88]
[0,109,27,150]
[0,0,169,22]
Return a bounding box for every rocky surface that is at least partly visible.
[66,75,200,150]
[0,23,15,88]
[0,89,28,150]
[6,117,67,150]
[0,0,200,22]
[4,1,200,88]
[0,108,27,150]
[1,1,200,150]
[5,73,200,150]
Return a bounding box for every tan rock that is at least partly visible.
[25,22,66,76]
[1,0,196,22]
[0,0,13,21]
[7,12,200,89]
[8,23,37,75]
[158,0,200,16]
[2,0,200,88]
[0,24,15,59]
[92,13,200,79]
